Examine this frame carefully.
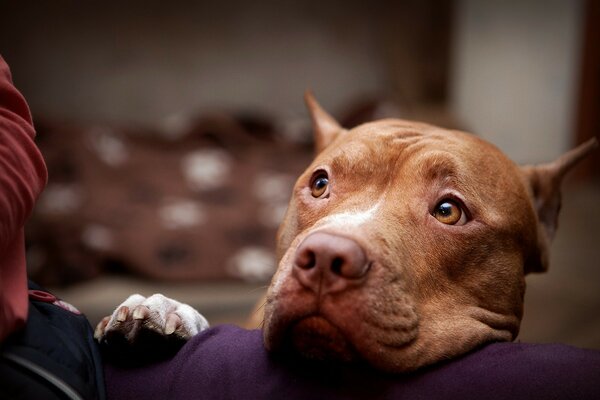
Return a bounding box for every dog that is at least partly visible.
[96,93,597,373]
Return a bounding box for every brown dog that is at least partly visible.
[97,93,597,373]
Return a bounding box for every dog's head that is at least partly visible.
[262,93,597,373]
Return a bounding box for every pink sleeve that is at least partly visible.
[0,54,47,342]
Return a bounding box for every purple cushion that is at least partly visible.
[104,324,600,399]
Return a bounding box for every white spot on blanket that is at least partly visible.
[160,113,192,140]
[181,149,232,191]
[87,126,128,167]
[253,172,294,203]
[159,199,205,229]
[81,224,114,251]
[254,172,294,227]
[37,184,83,214]
[227,246,276,282]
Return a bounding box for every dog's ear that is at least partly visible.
[521,138,598,273]
[304,91,345,154]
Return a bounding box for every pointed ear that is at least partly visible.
[521,138,598,273]
[304,91,345,154]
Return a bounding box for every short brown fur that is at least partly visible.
[258,93,597,372]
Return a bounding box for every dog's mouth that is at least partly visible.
[285,315,358,362]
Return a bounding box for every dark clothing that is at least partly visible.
[0,282,106,400]
[105,324,600,400]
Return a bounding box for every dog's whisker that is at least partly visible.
[247,285,269,294]
[248,301,268,329]
[253,301,267,315]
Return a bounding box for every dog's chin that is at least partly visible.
[288,316,357,363]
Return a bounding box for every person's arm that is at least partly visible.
[0,54,47,342]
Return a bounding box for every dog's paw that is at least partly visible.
[95,294,209,363]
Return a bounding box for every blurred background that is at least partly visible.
[0,0,598,348]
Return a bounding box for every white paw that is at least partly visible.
[95,293,209,344]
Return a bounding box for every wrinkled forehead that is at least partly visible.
[314,119,525,200]
[323,119,515,171]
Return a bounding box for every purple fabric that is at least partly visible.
[104,324,600,400]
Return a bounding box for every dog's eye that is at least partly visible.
[432,200,467,225]
[310,171,329,198]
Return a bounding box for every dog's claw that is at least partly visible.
[132,305,150,320]
[94,316,110,340]
[116,306,129,322]
[165,313,181,335]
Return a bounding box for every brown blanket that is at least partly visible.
[26,112,312,285]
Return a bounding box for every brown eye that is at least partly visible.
[432,200,467,225]
[310,171,329,198]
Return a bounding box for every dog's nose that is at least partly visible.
[293,232,370,294]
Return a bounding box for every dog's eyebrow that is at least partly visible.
[393,130,424,141]
[419,154,460,183]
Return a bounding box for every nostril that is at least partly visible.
[293,232,370,289]
[296,250,316,270]
[331,257,344,275]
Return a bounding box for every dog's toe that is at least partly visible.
[131,305,151,321]
[97,293,209,364]
[115,306,129,322]
[165,313,181,335]
[94,316,110,340]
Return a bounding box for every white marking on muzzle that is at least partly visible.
[270,199,383,292]
[316,199,383,231]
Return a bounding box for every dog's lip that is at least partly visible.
[281,314,359,362]
[376,335,418,350]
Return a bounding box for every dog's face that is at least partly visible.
[262,94,596,372]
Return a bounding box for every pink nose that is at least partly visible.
[293,232,370,294]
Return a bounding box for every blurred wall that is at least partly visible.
[451,0,584,164]
[1,0,586,164]
[0,1,388,125]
